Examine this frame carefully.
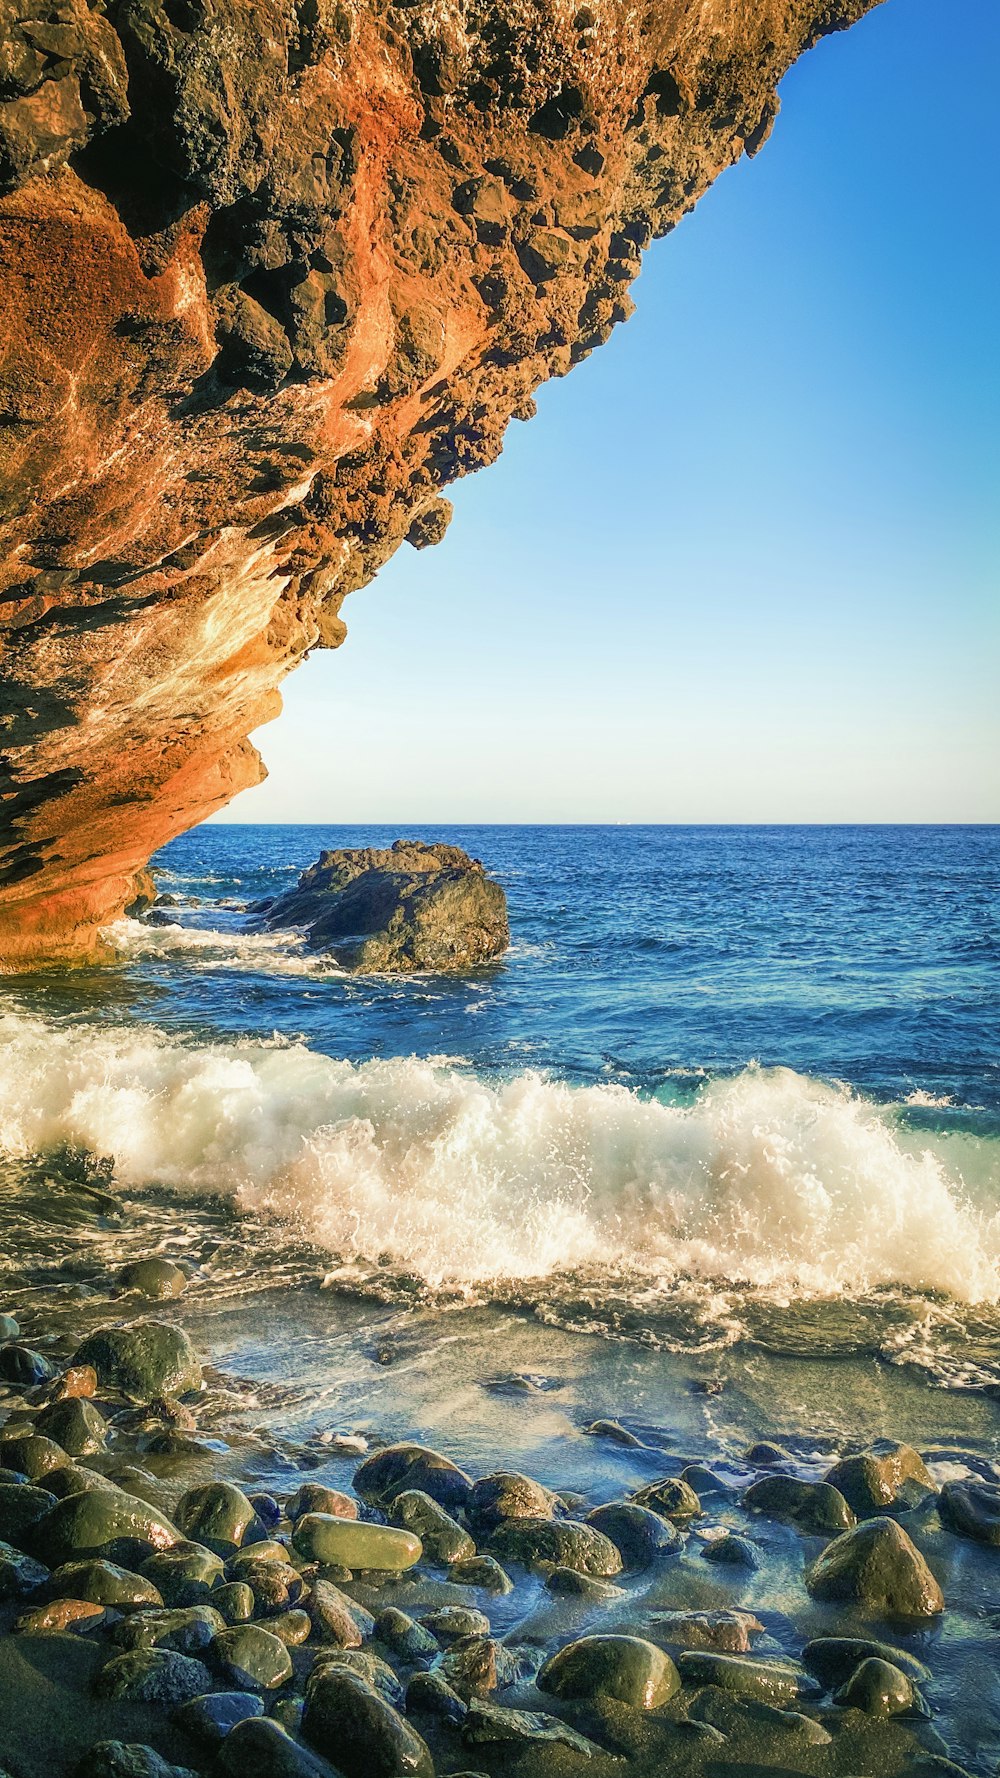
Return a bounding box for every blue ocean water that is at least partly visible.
[66,822,1000,1112]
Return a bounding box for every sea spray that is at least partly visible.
[0,1009,997,1303]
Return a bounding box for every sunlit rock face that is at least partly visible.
[0,0,881,965]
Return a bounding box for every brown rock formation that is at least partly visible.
[0,0,882,966]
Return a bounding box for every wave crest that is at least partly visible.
[0,1009,996,1302]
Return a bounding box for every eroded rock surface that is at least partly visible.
[0,0,883,965]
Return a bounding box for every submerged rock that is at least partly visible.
[539,1635,680,1709]
[938,1478,1000,1545]
[677,1651,812,1705]
[354,1442,471,1509]
[743,1474,855,1534]
[258,841,509,973]
[802,1636,932,1687]
[73,1323,202,1401]
[805,1517,944,1621]
[834,1656,921,1717]
[486,1515,623,1576]
[585,1501,681,1567]
[116,1259,188,1300]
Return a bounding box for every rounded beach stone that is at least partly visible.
[353,1441,471,1509]
[211,1623,294,1690]
[703,1533,760,1568]
[486,1516,623,1577]
[175,1689,265,1744]
[448,1554,513,1593]
[248,1492,281,1528]
[938,1478,1000,1545]
[113,1605,226,1654]
[45,1558,163,1610]
[266,1608,312,1646]
[313,1647,404,1707]
[0,1482,58,1547]
[743,1475,855,1534]
[0,1434,69,1479]
[303,1666,434,1778]
[96,1646,213,1704]
[73,1323,202,1400]
[0,1344,55,1386]
[440,1634,524,1698]
[217,1715,341,1778]
[545,1565,624,1600]
[306,1577,370,1645]
[421,1605,492,1641]
[35,1396,108,1457]
[16,1596,106,1633]
[175,1481,256,1555]
[229,1556,306,1613]
[286,1482,357,1522]
[834,1656,917,1716]
[406,1669,469,1724]
[468,1471,556,1532]
[0,1536,49,1598]
[0,1312,21,1340]
[824,1442,935,1517]
[33,1488,180,1565]
[45,1465,120,1500]
[801,1636,931,1687]
[141,1541,224,1605]
[539,1635,680,1709]
[76,1742,198,1778]
[630,1476,702,1521]
[390,1488,475,1563]
[586,1502,681,1567]
[117,1259,188,1299]
[292,1512,421,1571]
[677,1651,809,1704]
[211,1580,256,1623]
[805,1516,944,1620]
[376,1606,439,1661]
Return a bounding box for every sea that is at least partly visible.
[2,823,1000,1762]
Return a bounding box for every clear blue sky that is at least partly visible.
[220,0,999,825]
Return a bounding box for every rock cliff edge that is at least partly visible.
[0,0,882,965]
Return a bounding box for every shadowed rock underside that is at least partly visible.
[0,0,882,965]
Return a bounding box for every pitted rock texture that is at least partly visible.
[0,0,882,965]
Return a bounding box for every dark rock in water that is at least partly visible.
[677,1651,812,1704]
[681,1464,732,1498]
[307,1578,371,1646]
[73,1323,202,1401]
[631,1476,702,1521]
[584,1419,644,1447]
[390,1488,474,1564]
[448,1554,513,1594]
[421,1606,491,1642]
[744,1474,855,1534]
[538,1635,680,1709]
[834,1656,921,1717]
[0,1344,56,1386]
[35,1396,108,1457]
[116,1259,188,1300]
[175,1690,265,1745]
[440,1634,525,1698]
[258,840,509,973]
[467,1470,557,1533]
[646,1610,762,1653]
[76,1743,197,1778]
[44,1558,163,1611]
[544,1565,624,1600]
[406,1669,469,1724]
[463,1699,602,1757]
[211,1624,294,1691]
[938,1478,1000,1545]
[802,1636,932,1688]
[216,1717,342,1778]
[585,1501,682,1567]
[175,1481,257,1555]
[248,1492,281,1529]
[745,1441,793,1466]
[805,1517,945,1620]
[0,1535,49,1598]
[376,1607,439,1663]
[303,1666,434,1778]
[703,1533,760,1569]
[354,1441,471,1509]
[141,1542,225,1606]
[486,1515,623,1576]
[824,1442,935,1517]
[0,1481,58,1546]
[96,1647,213,1704]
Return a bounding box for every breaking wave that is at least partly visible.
[0,1008,997,1303]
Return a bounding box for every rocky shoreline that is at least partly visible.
[0,1270,995,1778]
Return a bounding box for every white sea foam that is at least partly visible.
[102,917,344,978]
[0,1009,997,1302]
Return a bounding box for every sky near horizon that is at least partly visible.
[217,0,999,827]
